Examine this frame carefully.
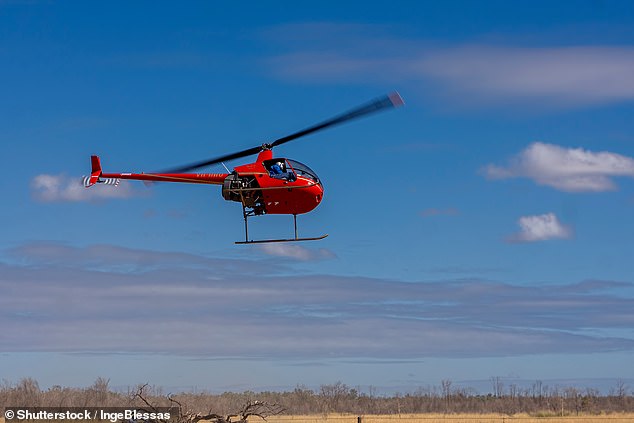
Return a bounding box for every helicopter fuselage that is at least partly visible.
[94,149,324,217]
[222,150,324,216]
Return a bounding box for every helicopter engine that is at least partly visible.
[222,173,265,214]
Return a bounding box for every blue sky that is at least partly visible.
[1,1,634,394]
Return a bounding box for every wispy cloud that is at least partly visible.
[8,242,281,275]
[417,45,634,107]
[420,208,459,217]
[263,23,634,108]
[31,174,144,202]
[483,142,634,192]
[259,243,336,261]
[508,213,573,243]
[2,242,632,358]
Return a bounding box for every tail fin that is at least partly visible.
[83,155,102,187]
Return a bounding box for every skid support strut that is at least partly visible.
[243,208,250,243]
[235,207,328,244]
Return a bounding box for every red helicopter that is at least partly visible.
[85,92,404,244]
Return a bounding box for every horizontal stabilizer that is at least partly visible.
[83,176,120,187]
[100,178,120,186]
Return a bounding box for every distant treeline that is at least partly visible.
[1,378,633,416]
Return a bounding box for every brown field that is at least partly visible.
[3,414,634,423]
[259,414,634,423]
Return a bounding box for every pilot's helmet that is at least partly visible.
[276,161,285,170]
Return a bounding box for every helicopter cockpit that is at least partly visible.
[286,159,320,183]
[264,159,296,182]
[263,158,320,183]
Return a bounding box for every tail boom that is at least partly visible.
[101,172,228,184]
[85,155,227,187]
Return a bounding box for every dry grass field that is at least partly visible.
[260,414,634,423]
[3,414,634,423]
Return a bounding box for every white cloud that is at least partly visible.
[31,174,142,202]
[264,24,634,107]
[9,242,277,275]
[509,213,572,243]
[2,242,634,357]
[259,243,336,261]
[417,46,634,106]
[483,142,634,192]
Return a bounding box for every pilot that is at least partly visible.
[271,161,284,174]
[270,161,287,179]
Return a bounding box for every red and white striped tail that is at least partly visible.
[83,155,119,187]
[82,176,120,187]
[101,178,120,186]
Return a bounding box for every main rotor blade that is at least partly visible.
[157,92,404,174]
[158,145,263,174]
[270,91,404,148]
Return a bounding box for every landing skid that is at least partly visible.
[235,234,328,245]
[236,208,327,245]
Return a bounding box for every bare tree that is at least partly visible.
[319,381,355,413]
[440,379,452,413]
[531,380,544,404]
[614,379,629,398]
[86,377,111,405]
[1,376,633,416]
[15,377,41,406]
[490,376,504,398]
[133,383,284,423]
